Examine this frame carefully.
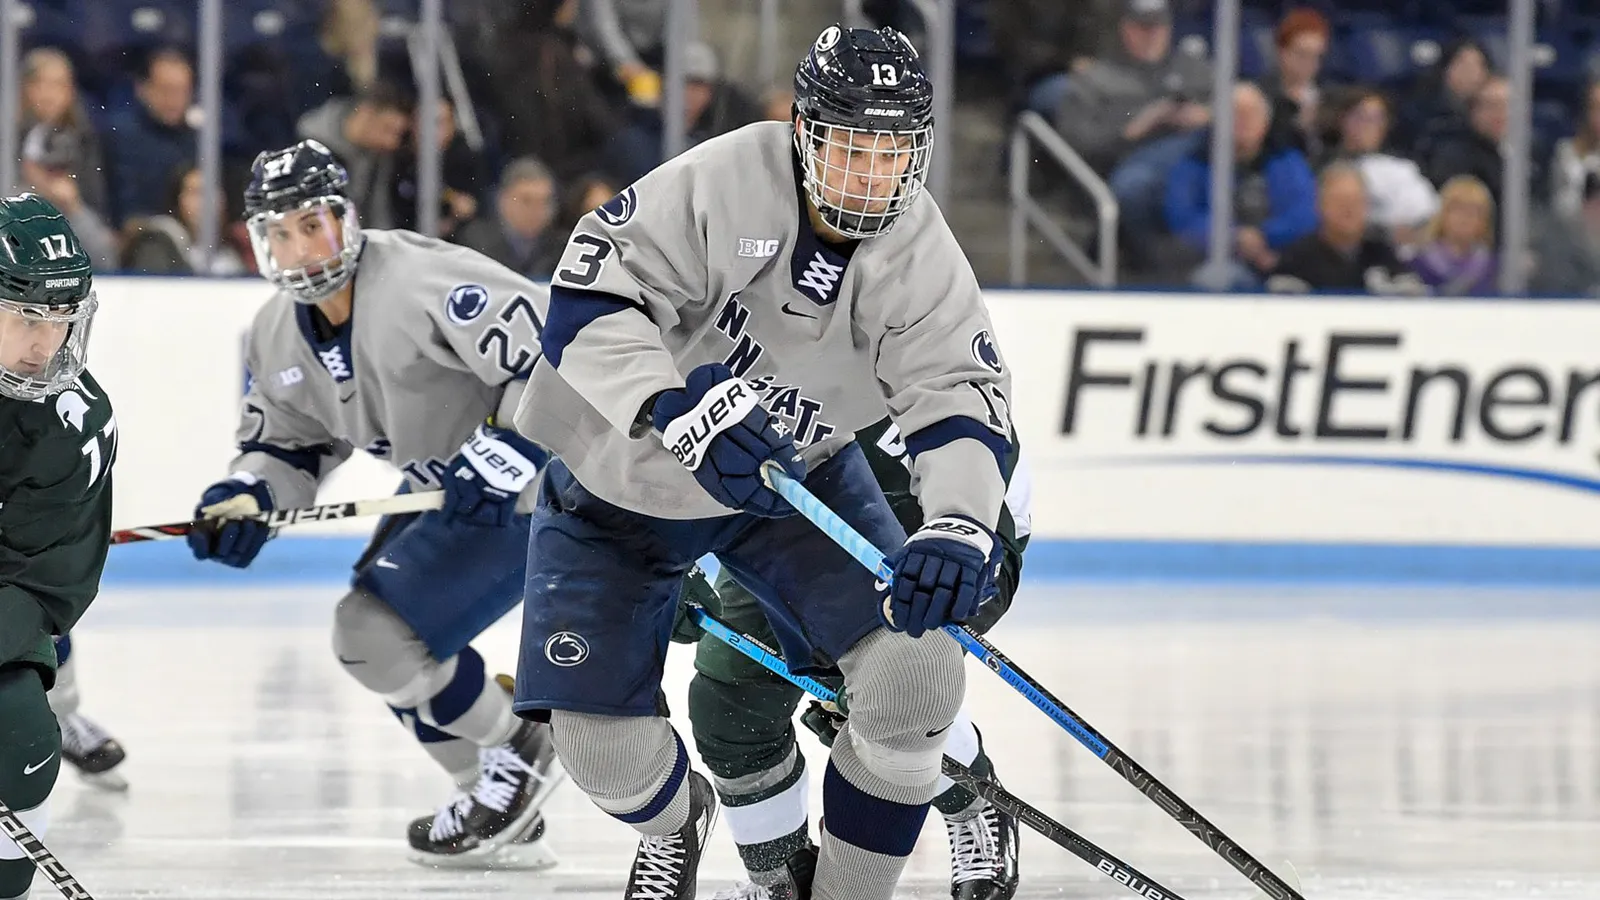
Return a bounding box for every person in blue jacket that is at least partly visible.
[1164,81,1317,288]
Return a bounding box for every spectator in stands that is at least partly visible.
[603,41,763,185]
[17,127,118,271]
[453,157,562,281]
[488,0,626,183]
[15,48,110,224]
[553,172,619,240]
[297,82,414,231]
[390,97,488,238]
[579,0,666,108]
[1165,82,1317,288]
[1422,75,1510,208]
[1409,175,1498,295]
[121,165,248,276]
[105,48,198,225]
[1267,163,1423,294]
[1324,88,1438,247]
[1259,8,1330,155]
[1530,171,1600,296]
[262,0,383,143]
[763,87,795,123]
[321,0,381,95]
[1398,38,1491,160]
[1548,78,1600,221]
[988,0,1100,114]
[1055,0,1213,237]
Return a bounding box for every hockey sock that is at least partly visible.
[0,667,61,899]
[388,705,479,789]
[931,710,990,821]
[414,645,518,747]
[713,743,812,880]
[812,627,963,900]
[549,710,693,836]
[815,750,930,900]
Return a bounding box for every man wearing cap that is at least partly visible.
[1055,0,1214,236]
[603,40,763,185]
[18,125,119,270]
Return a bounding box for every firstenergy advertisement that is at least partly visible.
[987,294,1600,545]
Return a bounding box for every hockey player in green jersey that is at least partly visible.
[0,193,116,900]
[678,415,1031,900]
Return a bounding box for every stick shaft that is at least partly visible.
[110,491,445,545]
[688,605,1193,900]
[0,800,94,899]
[758,464,1303,900]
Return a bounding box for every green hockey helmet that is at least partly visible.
[0,193,97,401]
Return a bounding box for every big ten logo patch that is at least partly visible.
[738,238,780,258]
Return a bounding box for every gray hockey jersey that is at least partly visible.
[231,229,547,509]
[515,121,1013,525]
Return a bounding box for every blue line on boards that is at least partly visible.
[101,536,1600,586]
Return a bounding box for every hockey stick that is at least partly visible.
[688,604,1191,900]
[759,463,1306,900]
[110,491,446,545]
[0,799,94,899]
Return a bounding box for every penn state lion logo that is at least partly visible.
[596,187,638,226]
[55,391,90,432]
[445,284,490,325]
[970,330,1003,374]
[544,631,591,668]
[815,25,841,52]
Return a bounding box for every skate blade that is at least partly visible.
[407,837,560,871]
[75,768,129,792]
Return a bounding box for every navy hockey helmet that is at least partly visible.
[793,25,934,238]
[244,139,364,304]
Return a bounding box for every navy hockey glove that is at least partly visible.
[652,363,806,517]
[881,516,1002,638]
[440,422,548,527]
[187,475,275,568]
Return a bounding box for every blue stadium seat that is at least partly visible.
[17,0,80,51]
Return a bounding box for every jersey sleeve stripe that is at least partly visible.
[903,416,1008,471]
[238,441,335,477]
[543,286,642,369]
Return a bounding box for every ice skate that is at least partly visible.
[57,711,128,792]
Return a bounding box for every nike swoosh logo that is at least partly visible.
[337,655,366,665]
[375,558,399,569]
[873,579,890,592]
[339,392,356,404]
[925,723,952,739]
[780,302,819,320]
[23,752,54,775]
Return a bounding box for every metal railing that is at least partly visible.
[903,0,953,209]
[1008,111,1117,287]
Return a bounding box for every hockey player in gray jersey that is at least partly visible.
[185,140,564,869]
[511,25,1015,900]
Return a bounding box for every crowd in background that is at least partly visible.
[997,0,1600,295]
[11,0,1600,296]
[8,0,785,282]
